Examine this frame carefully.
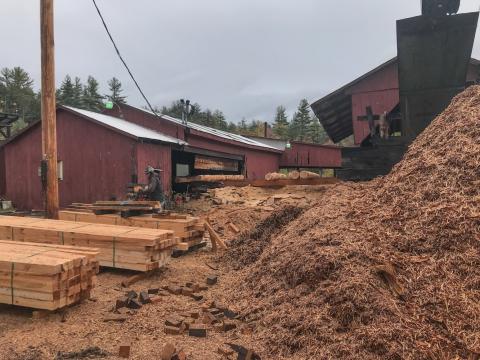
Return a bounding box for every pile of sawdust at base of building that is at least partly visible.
[220,86,480,359]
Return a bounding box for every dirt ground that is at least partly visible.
[0,250,257,360]
[0,185,325,360]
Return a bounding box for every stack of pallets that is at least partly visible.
[0,240,99,310]
[0,216,178,272]
[58,211,205,251]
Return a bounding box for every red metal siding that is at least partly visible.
[4,110,139,210]
[105,107,282,180]
[346,61,400,145]
[136,142,172,194]
[0,147,5,196]
[280,143,342,168]
[57,110,137,207]
[4,126,43,210]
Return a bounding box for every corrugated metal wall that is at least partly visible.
[4,110,141,210]
[3,126,43,210]
[280,143,342,168]
[106,106,283,181]
[0,147,5,196]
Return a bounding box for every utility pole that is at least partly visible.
[40,0,59,219]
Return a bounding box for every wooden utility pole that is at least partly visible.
[40,0,59,219]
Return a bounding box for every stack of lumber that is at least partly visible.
[0,216,178,272]
[58,211,205,252]
[175,175,245,183]
[265,172,288,181]
[0,240,98,310]
[299,171,321,179]
[66,201,161,216]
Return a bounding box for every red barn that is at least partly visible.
[311,57,480,179]
[1,103,342,210]
[1,106,185,210]
[104,104,342,177]
[312,57,480,145]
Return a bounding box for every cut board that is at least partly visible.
[0,240,99,310]
[0,216,178,272]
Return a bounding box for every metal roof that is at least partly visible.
[64,107,187,146]
[133,106,279,151]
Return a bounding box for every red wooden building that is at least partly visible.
[1,106,185,210]
[1,104,342,210]
[311,57,480,145]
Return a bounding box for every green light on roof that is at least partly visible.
[105,101,114,110]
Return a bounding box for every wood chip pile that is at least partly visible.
[220,87,480,358]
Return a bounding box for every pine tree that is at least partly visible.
[272,105,289,140]
[106,77,126,104]
[290,99,312,142]
[238,117,248,135]
[82,76,104,111]
[0,67,38,123]
[72,77,83,108]
[212,110,228,130]
[308,116,327,144]
[57,75,75,106]
[227,122,238,133]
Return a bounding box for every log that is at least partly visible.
[267,172,288,181]
[299,171,321,179]
[287,170,300,180]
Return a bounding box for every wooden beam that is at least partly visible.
[40,0,59,219]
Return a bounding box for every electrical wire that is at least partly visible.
[91,0,158,115]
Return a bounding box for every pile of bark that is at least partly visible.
[221,86,480,358]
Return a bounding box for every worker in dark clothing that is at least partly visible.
[141,166,165,205]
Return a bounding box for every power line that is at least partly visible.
[91,0,158,115]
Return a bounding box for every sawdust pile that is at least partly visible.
[222,86,480,359]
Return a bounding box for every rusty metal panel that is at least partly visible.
[397,12,478,139]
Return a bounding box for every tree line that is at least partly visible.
[1,66,328,144]
[160,98,328,144]
[0,66,126,139]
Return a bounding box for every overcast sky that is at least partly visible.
[2,1,480,122]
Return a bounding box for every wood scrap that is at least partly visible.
[204,221,227,251]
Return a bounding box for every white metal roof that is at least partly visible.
[64,106,187,146]
[134,106,279,151]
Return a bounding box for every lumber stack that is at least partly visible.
[0,216,178,272]
[58,211,205,251]
[66,201,161,217]
[0,240,99,310]
[175,175,245,183]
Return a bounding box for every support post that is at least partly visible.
[40,0,59,219]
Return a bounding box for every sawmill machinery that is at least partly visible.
[421,0,461,16]
[398,0,478,140]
